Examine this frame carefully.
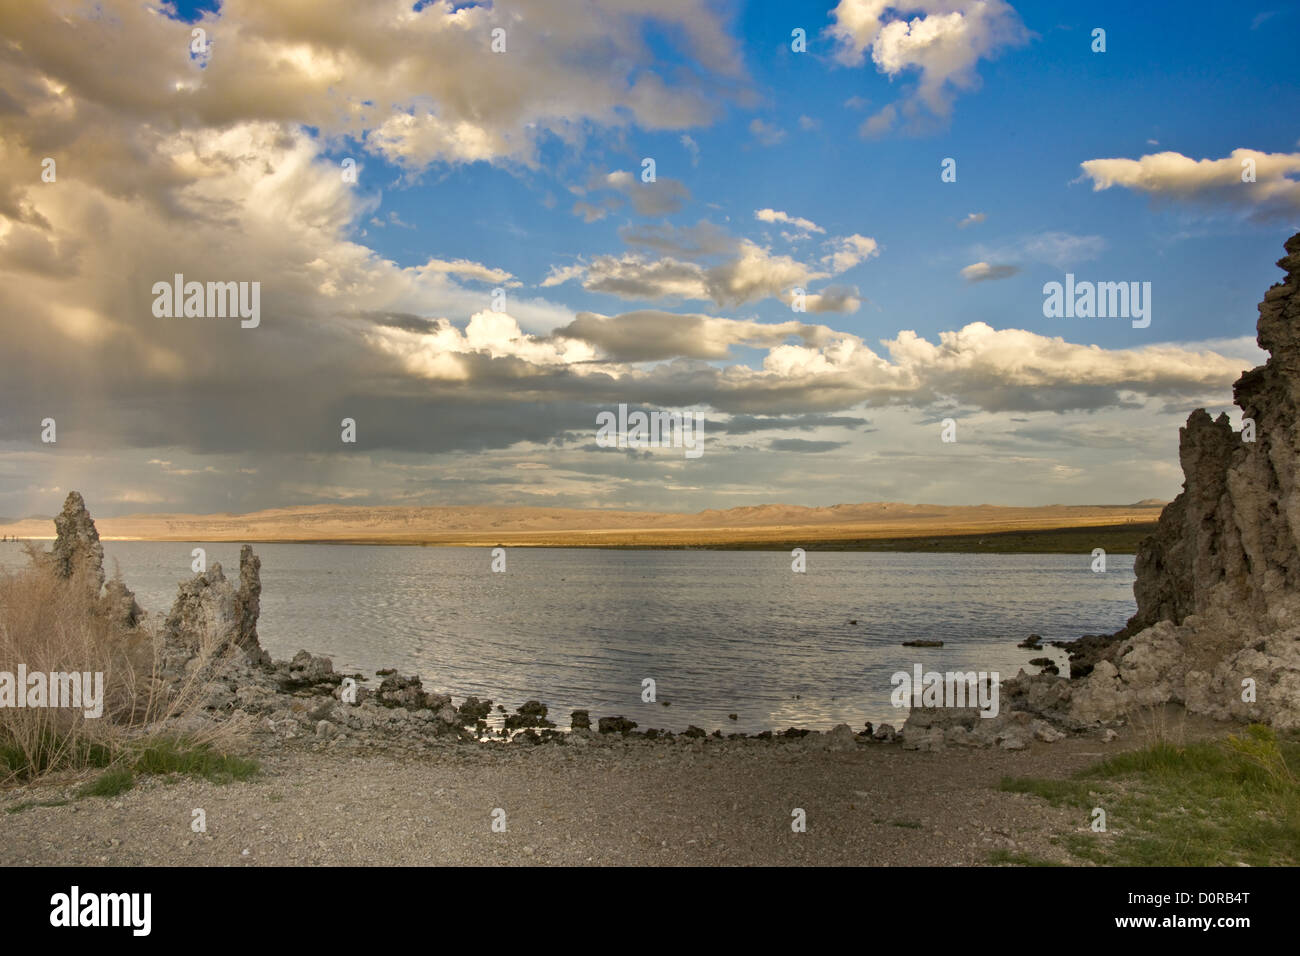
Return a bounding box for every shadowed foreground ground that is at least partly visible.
[0,714,1228,866]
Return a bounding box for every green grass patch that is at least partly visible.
[988,849,1064,866]
[1001,725,1300,866]
[130,737,258,783]
[999,775,1096,808]
[0,732,113,782]
[77,766,134,798]
[5,734,257,807]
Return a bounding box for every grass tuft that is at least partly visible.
[77,766,134,798]
[132,737,258,783]
[1001,726,1300,866]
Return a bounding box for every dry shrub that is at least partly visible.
[1128,700,1187,750]
[0,551,249,784]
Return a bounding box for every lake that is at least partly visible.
[0,542,1135,733]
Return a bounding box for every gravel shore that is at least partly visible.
[0,714,1227,866]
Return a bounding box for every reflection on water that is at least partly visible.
[0,542,1135,733]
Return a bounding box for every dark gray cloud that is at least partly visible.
[768,438,848,453]
[715,414,871,435]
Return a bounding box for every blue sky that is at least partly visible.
[1,1,1297,516]
[336,0,1300,349]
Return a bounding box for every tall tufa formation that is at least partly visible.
[1127,233,1300,638]
[50,491,105,590]
[48,491,142,627]
[1061,233,1300,729]
[904,234,1300,747]
[235,544,262,654]
[160,547,268,666]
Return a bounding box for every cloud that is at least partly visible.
[828,0,1030,134]
[540,263,587,288]
[567,221,876,310]
[755,208,825,235]
[580,254,714,302]
[0,0,1266,518]
[553,310,830,361]
[579,239,835,307]
[571,201,610,223]
[594,169,692,215]
[957,212,986,228]
[1020,232,1106,267]
[46,0,742,171]
[779,285,863,314]
[970,231,1106,270]
[421,258,519,287]
[0,0,748,176]
[680,134,701,166]
[768,438,848,453]
[1079,149,1300,219]
[749,118,787,146]
[619,221,737,258]
[821,234,880,272]
[715,414,871,435]
[960,261,1019,282]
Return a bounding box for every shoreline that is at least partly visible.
[0,707,1237,867]
[1,522,1158,554]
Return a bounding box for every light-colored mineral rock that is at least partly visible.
[1063,233,1300,729]
[905,235,1300,742]
[50,491,104,589]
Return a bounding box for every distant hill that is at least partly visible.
[0,499,1167,548]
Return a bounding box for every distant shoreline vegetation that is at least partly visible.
[16,522,1159,554]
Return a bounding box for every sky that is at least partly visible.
[1,0,1298,518]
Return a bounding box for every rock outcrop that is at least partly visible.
[45,490,143,626]
[101,575,144,630]
[1048,234,1300,731]
[160,556,266,661]
[49,491,104,589]
[901,234,1300,744]
[1123,235,1300,638]
[234,544,262,654]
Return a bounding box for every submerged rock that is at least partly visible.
[458,696,493,722]
[598,715,637,735]
[277,650,340,692]
[505,699,555,730]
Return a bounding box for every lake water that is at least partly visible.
[0,542,1136,733]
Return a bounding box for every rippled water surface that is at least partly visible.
[0,543,1135,732]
